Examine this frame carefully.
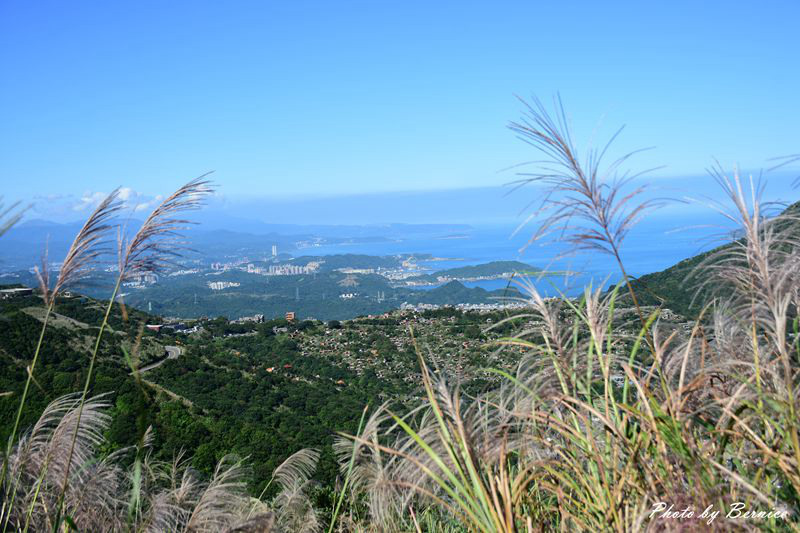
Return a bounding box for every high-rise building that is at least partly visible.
[271,245,277,257]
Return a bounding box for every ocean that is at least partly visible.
[292,209,728,297]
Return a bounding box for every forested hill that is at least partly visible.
[0,289,169,466]
[0,286,530,496]
[403,260,542,285]
[628,199,800,318]
[431,260,540,278]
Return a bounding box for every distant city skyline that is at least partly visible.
[2,1,799,210]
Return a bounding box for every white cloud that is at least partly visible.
[72,191,109,211]
[68,188,162,214]
[118,187,135,201]
[133,195,163,212]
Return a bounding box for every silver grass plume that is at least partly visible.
[37,189,122,304]
[507,95,664,337]
[267,449,321,533]
[184,455,249,532]
[694,171,800,362]
[135,453,196,532]
[4,395,260,532]
[118,175,214,280]
[333,405,411,529]
[3,394,122,531]
[55,175,215,513]
[269,448,320,498]
[0,189,121,505]
[54,190,122,295]
[697,171,800,492]
[507,95,661,256]
[0,197,28,238]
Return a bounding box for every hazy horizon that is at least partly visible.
[11,173,799,228]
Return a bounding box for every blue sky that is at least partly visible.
[1,1,798,219]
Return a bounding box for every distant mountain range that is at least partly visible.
[7,194,798,321]
[0,218,473,271]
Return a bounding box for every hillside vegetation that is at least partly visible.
[420,260,540,280]
[628,199,800,318]
[1,104,799,531]
[4,259,525,321]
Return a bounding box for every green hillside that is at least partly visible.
[432,260,539,278]
[0,287,527,496]
[629,199,800,317]
[412,280,521,305]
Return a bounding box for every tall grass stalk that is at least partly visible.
[51,177,213,530]
[1,191,121,524]
[0,198,28,238]
[328,405,369,533]
[507,96,664,340]
[335,170,798,530]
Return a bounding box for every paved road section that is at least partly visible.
[136,345,182,374]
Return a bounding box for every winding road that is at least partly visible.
[136,345,182,374]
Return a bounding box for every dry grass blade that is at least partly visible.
[767,153,800,185]
[184,455,249,532]
[270,448,320,495]
[119,174,215,278]
[507,95,662,256]
[52,176,215,527]
[1,188,122,499]
[507,95,666,338]
[49,189,123,302]
[0,197,28,238]
[266,449,321,532]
